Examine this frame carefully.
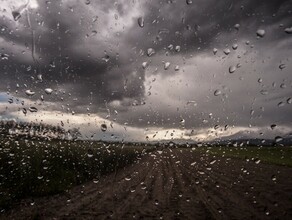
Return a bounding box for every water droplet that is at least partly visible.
[28,107,38,112]
[12,11,21,21]
[85,0,90,5]
[260,90,268,95]
[186,0,193,5]
[138,17,144,28]
[271,175,277,181]
[175,65,180,71]
[275,136,283,143]
[234,24,240,30]
[223,48,230,55]
[142,62,148,69]
[270,124,276,130]
[284,27,292,34]
[277,101,285,107]
[175,46,181,52]
[25,90,35,96]
[213,48,218,55]
[279,64,286,70]
[101,123,107,132]
[258,78,263,83]
[256,29,265,38]
[287,98,292,104]
[164,62,171,70]
[154,200,159,205]
[147,48,155,57]
[45,88,53,94]
[210,159,216,165]
[87,149,93,158]
[229,65,236,73]
[232,44,238,50]
[255,159,261,164]
[214,90,222,96]
[37,74,43,82]
[102,55,110,62]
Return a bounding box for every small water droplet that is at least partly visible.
[279,64,286,70]
[229,65,236,73]
[25,90,35,96]
[164,62,171,70]
[174,65,180,71]
[260,90,268,95]
[234,24,240,30]
[214,90,221,96]
[175,46,181,52]
[287,98,292,104]
[223,48,230,55]
[232,44,238,50]
[138,17,144,28]
[256,29,265,38]
[284,27,292,34]
[101,123,107,132]
[275,136,283,143]
[277,101,285,107]
[28,107,38,112]
[271,175,277,181]
[270,124,276,130]
[213,48,218,55]
[142,62,148,69]
[186,0,193,5]
[147,48,155,57]
[45,88,53,94]
[12,11,21,21]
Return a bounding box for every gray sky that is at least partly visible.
[0,0,291,141]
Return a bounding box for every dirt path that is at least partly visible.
[2,149,292,220]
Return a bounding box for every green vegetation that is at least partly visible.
[198,146,292,167]
[0,137,151,210]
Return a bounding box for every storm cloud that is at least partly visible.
[0,0,291,141]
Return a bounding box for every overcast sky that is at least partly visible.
[0,0,291,142]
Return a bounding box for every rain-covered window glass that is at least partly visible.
[0,0,292,219]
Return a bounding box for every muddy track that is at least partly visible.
[2,149,292,220]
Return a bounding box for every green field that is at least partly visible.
[0,137,151,210]
[194,146,292,167]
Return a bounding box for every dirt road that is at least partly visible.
[2,149,292,219]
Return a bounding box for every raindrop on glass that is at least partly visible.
[138,17,144,28]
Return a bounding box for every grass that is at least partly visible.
[0,137,152,210]
[194,146,292,167]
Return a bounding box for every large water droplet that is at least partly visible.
[256,29,265,38]
[138,17,144,28]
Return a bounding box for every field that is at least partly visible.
[0,137,150,210]
[1,138,292,219]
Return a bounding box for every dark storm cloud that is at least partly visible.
[0,0,291,139]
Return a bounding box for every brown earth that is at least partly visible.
[2,149,292,220]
